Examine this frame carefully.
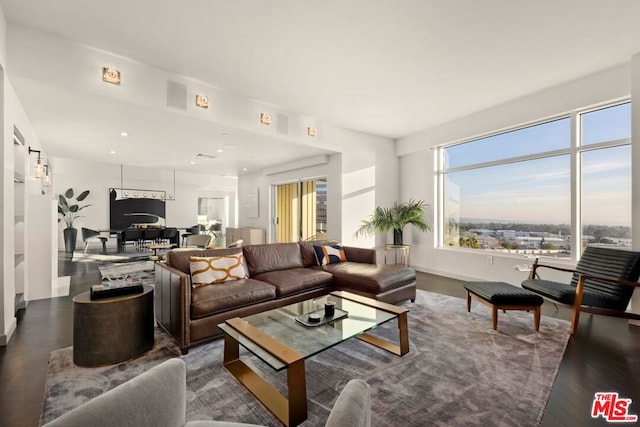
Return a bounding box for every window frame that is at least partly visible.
[436,99,631,263]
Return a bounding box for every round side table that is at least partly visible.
[72,284,154,367]
[384,244,410,267]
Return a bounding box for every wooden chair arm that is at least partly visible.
[531,263,640,287]
[571,272,639,334]
[576,272,640,288]
[529,261,576,279]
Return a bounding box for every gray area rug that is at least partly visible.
[40,290,570,426]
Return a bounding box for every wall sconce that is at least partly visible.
[103,67,121,85]
[195,94,209,108]
[260,113,272,125]
[28,147,44,178]
[42,164,51,187]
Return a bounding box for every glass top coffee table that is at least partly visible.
[218,291,409,426]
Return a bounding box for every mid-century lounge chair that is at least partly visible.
[521,246,640,334]
[81,227,107,255]
[185,233,212,248]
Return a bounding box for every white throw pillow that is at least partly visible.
[189,254,248,287]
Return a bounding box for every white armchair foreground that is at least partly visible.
[43,358,371,427]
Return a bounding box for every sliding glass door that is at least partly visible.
[274,179,326,242]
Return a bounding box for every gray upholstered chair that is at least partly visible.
[227,239,243,248]
[522,246,640,334]
[185,234,212,248]
[181,225,201,246]
[42,358,371,427]
[81,227,107,255]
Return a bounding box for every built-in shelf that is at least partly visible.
[13,125,25,146]
[14,124,28,314]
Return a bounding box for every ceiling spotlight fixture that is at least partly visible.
[242,168,248,171]
[110,150,116,154]
[307,127,318,137]
[260,113,272,125]
[189,161,196,165]
[102,67,121,85]
[216,148,224,153]
[195,94,209,108]
[120,131,128,137]
[221,133,228,137]
[195,153,217,160]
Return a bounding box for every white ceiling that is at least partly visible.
[3,0,640,174]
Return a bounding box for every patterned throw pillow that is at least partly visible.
[189,254,248,288]
[313,244,347,266]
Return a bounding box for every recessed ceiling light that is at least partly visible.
[307,127,317,137]
[189,161,196,165]
[242,168,247,171]
[103,67,121,85]
[221,133,228,137]
[260,113,271,125]
[195,153,217,160]
[195,94,209,108]
[216,148,224,153]
[109,150,116,154]
[120,131,128,137]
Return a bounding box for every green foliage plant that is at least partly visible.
[58,188,91,229]
[354,199,430,238]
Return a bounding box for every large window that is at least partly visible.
[274,178,327,243]
[438,102,631,259]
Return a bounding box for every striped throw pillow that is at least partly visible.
[313,244,347,266]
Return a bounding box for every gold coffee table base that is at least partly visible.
[223,333,307,427]
[334,291,410,357]
[222,291,409,426]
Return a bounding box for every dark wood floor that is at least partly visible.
[1,256,638,426]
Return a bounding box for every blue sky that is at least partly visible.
[444,103,631,226]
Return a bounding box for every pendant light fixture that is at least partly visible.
[28,147,43,178]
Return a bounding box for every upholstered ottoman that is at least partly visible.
[463,281,544,331]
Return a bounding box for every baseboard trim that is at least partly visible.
[411,265,483,283]
[0,317,17,346]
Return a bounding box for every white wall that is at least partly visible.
[238,154,340,242]
[6,24,334,154]
[7,81,54,302]
[238,125,399,261]
[630,53,640,323]
[397,63,634,285]
[0,5,53,339]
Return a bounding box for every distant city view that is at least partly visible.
[446,221,631,258]
[441,102,632,257]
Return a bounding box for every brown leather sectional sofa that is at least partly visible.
[154,240,416,354]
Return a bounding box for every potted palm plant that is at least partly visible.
[354,199,430,245]
[58,188,91,253]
